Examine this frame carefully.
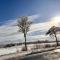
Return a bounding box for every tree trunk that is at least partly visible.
[24,32,27,51]
[55,33,58,46]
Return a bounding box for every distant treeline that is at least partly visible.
[0,40,60,48]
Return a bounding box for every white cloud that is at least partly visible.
[0,14,59,44]
[29,21,52,33]
[28,14,40,21]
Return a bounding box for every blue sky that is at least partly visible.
[0,0,60,43]
[0,0,60,24]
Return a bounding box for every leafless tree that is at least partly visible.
[46,26,58,46]
[17,16,32,51]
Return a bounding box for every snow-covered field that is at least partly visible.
[1,48,60,60]
[0,43,57,56]
[0,44,35,56]
[0,45,22,56]
[0,44,60,60]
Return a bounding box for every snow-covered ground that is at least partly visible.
[0,43,56,56]
[0,45,22,56]
[0,48,60,60]
[0,44,35,56]
[0,44,60,60]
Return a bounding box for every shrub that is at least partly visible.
[45,44,51,48]
[58,43,60,46]
[21,46,28,51]
[51,44,56,47]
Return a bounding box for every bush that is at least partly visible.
[51,44,56,47]
[58,43,60,46]
[4,44,15,48]
[45,44,51,48]
[21,46,27,51]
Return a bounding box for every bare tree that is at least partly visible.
[17,16,32,51]
[46,26,58,46]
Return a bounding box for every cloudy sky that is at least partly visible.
[0,0,60,44]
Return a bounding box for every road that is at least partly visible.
[19,49,60,60]
[6,49,60,60]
